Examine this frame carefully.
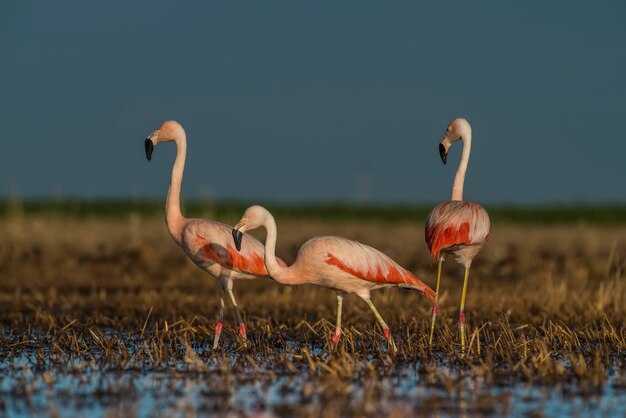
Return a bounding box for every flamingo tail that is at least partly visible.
[419,283,437,304]
[400,276,437,304]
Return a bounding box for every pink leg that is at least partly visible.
[212,294,225,350]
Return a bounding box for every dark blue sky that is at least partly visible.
[1,1,625,204]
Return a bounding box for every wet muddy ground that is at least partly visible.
[1,217,625,416]
[2,326,625,417]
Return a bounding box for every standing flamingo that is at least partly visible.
[144,120,286,349]
[231,205,437,351]
[425,118,490,352]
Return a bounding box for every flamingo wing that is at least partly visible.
[319,237,436,301]
[425,201,490,260]
[187,221,286,277]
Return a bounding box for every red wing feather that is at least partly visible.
[425,201,490,261]
[325,250,436,302]
[194,235,286,276]
[425,222,471,261]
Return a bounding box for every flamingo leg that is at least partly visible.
[428,259,443,346]
[227,289,247,340]
[332,293,344,344]
[459,267,470,353]
[365,298,397,352]
[212,290,225,350]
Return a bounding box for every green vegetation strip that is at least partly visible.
[1,199,625,224]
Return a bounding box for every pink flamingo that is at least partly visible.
[144,120,286,349]
[425,118,490,351]
[232,205,437,351]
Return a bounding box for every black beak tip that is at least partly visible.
[144,138,154,161]
[232,229,243,252]
[439,143,447,165]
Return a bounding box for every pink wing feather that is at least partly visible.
[317,237,436,302]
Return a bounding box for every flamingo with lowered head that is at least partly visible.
[425,118,490,352]
[232,205,437,351]
[144,120,286,349]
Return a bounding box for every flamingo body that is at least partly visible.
[425,201,490,268]
[425,117,490,351]
[232,205,436,349]
[144,120,284,348]
[288,236,437,300]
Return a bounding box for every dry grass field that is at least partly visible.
[1,211,625,416]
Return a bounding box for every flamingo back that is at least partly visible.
[425,201,490,261]
[182,219,286,278]
[299,237,436,302]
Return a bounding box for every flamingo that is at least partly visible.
[144,120,286,349]
[231,205,437,351]
[425,118,490,352]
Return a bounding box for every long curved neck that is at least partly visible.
[451,131,471,201]
[166,135,187,244]
[262,214,305,285]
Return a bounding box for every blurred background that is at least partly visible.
[1,0,625,207]
[1,4,626,416]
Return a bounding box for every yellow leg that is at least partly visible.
[459,267,470,353]
[365,298,397,352]
[227,289,247,340]
[332,293,343,344]
[428,259,443,346]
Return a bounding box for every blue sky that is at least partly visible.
[1,1,625,204]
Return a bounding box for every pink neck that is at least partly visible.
[451,130,471,201]
[166,135,187,245]
[262,214,306,285]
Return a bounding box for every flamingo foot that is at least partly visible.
[383,327,391,341]
[459,310,466,325]
[239,323,247,339]
[332,330,341,344]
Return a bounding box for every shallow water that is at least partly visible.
[1,336,625,418]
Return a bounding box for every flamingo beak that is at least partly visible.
[232,227,244,252]
[145,130,159,161]
[439,143,447,165]
[144,138,154,161]
[439,135,452,165]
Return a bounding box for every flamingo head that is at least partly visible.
[232,205,271,251]
[144,120,185,161]
[439,118,471,165]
